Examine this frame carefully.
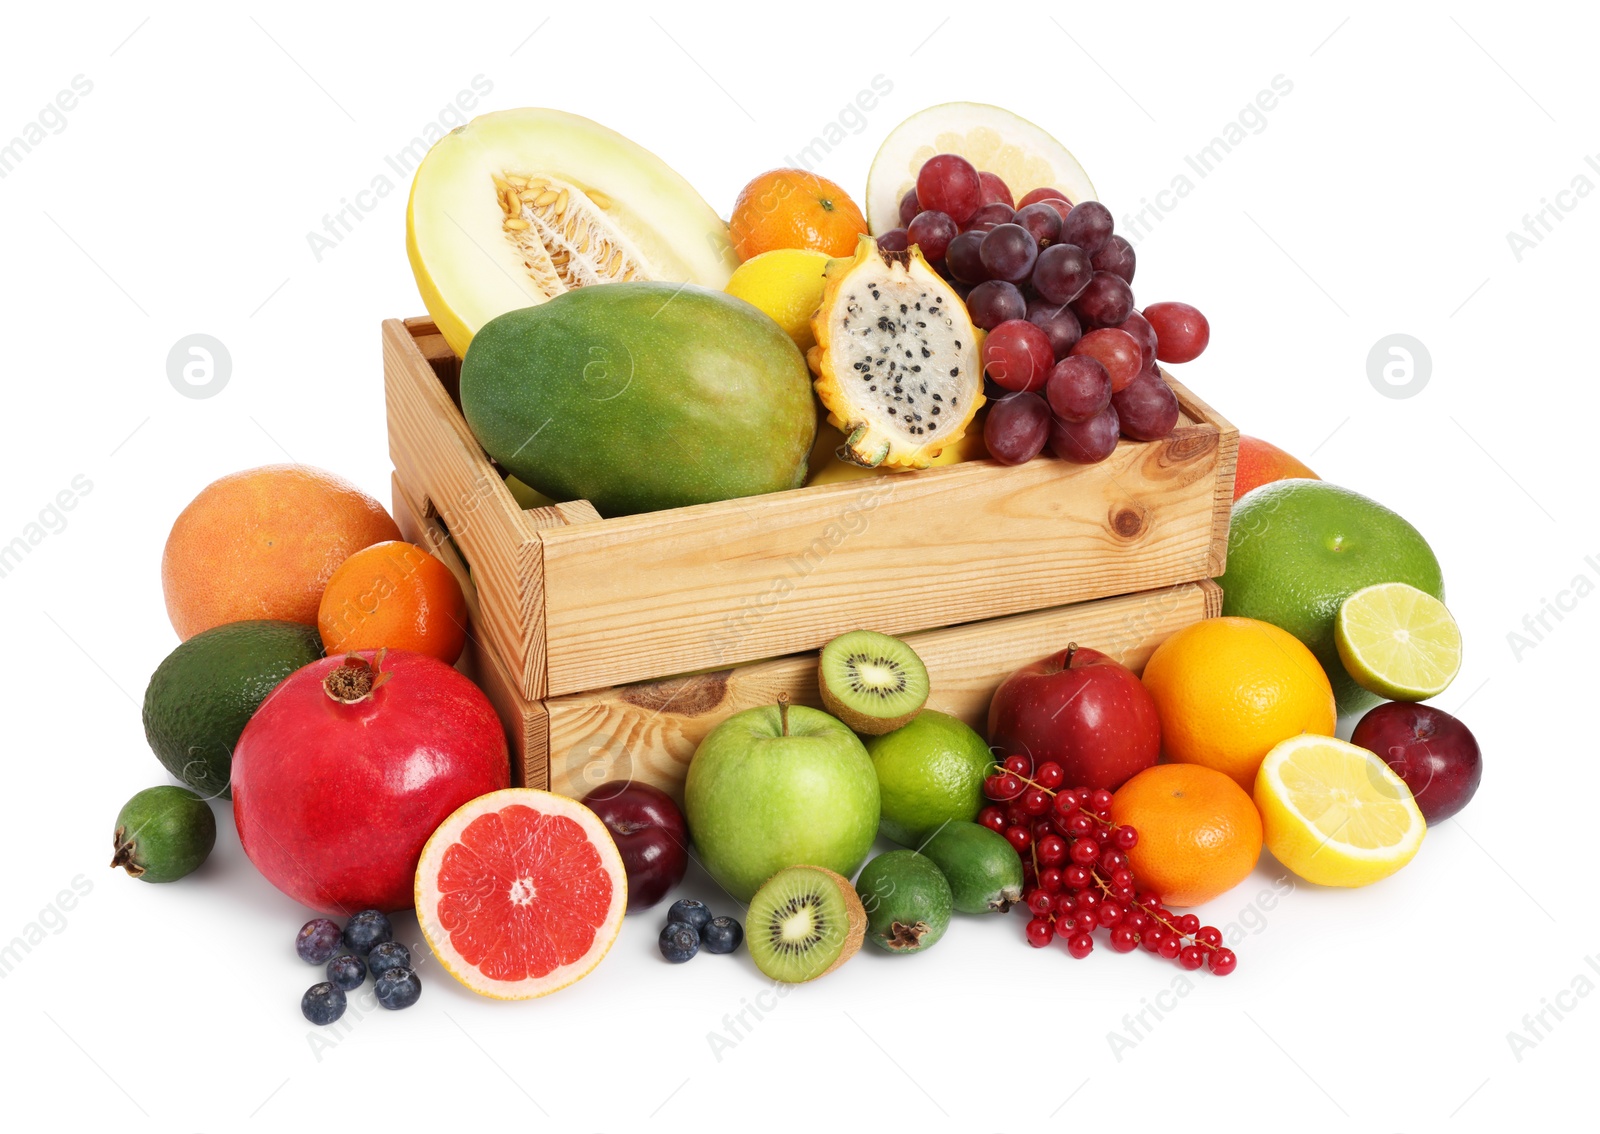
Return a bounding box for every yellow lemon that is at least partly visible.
[725,248,832,352]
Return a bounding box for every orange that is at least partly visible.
[1109,764,1263,907]
[1141,616,1336,791]
[162,464,401,641]
[728,169,869,261]
[1234,436,1318,501]
[317,541,468,664]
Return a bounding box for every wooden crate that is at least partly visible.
[396,467,1219,798]
[385,317,1237,703]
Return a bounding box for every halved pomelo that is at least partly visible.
[865,103,1097,235]
[407,108,738,356]
[415,788,627,1000]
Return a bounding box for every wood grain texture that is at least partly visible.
[385,318,1237,701]
[543,580,1222,802]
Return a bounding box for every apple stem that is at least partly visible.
[1064,641,1078,666]
[777,692,790,737]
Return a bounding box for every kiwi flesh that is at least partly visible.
[746,865,866,982]
[818,630,930,735]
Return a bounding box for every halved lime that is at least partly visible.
[1334,583,1461,701]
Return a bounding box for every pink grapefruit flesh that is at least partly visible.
[415,789,627,999]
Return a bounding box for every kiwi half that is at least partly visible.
[746,865,866,983]
[818,630,930,735]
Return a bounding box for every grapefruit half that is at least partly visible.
[415,788,627,1000]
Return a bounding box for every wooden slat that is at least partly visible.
[536,427,1223,695]
[543,579,1222,801]
[1169,375,1239,576]
[391,473,548,788]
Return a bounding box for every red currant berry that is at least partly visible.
[1034,762,1065,789]
[1178,945,1205,971]
[1142,927,1167,953]
[1090,789,1114,811]
[1113,825,1138,850]
[1196,927,1223,948]
[1074,890,1100,911]
[1055,915,1076,939]
[1109,924,1139,953]
[1037,834,1068,866]
[1026,918,1054,948]
[1027,889,1054,917]
[1209,948,1238,975]
[1124,910,1151,934]
[1062,865,1091,890]
[1136,890,1164,908]
[1004,825,1032,852]
[1066,932,1095,959]
[1066,812,1095,837]
[978,805,1007,833]
[1003,754,1032,777]
[1098,849,1127,874]
[1156,935,1182,960]
[1053,893,1077,918]
[1176,914,1201,937]
[1097,902,1124,927]
[1110,869,1135,892]
[1039,867,1064,893]
[1069,838,1100,865]
[1051,794,1078,821]
[1005,802,1031,827]
[1021,788,1052,816]
[1058,790,1084,810]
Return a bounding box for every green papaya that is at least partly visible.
[460,283,816,517]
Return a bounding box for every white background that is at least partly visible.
[2,2,1594,1130]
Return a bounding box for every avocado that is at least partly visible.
[142,620,323,798]
[460,282,817,517]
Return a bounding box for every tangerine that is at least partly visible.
[317,541,468,664]
[728,169,869,261]
[1109,764,1263,908]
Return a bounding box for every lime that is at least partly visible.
[1335,583,1461,701]
[866,711,994,848]
[1217,479,1444,716]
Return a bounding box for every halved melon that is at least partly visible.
[407,108,738,356]
[865,103,1097,235]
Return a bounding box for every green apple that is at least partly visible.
[685,700,880,902]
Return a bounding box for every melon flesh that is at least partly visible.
[407,108,737,356]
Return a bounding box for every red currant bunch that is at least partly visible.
[981,761,1237,976]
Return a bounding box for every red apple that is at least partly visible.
[987,644,1161,790]
[581,780,689,912]
[1350,702,1481,823]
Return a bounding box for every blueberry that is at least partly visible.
[301,981,346,1026]
[366,941,410,978]
[325,953,366,991]
[667,899,712,932]
[374,967,421,1010]
[659,921,699,963]
[701,916,743,955]
[342,909,392,956]
[296,918,343,965]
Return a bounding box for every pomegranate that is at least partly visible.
[232,650,509,914]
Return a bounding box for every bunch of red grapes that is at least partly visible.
[978,756,1237,975]
[881,154,1210,467]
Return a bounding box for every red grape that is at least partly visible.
[977,171,1014,208]
[945,230,987,283]
[1013,202,1062,247]
[1018,186,1069,209]
[1050,406,1120,463]
[1025,296,1082,359]
[1045,356,1112,422]
[1115,311,1158,370]
[979,223,1038,283]
[965,280,1026,329]
[898,188,921,228]
[1071,328,1142,391]
[1032,243,1093,305]
[916,154,982,225]
[876,228,909,254]
[1061,201,1113,255]
[1111,370,1180,441]
[964,202,1015,233]
[1142,301,1210,362]
[1071,271,1135,328]
[907,210,958,261]
[982,320,1054,393]
[1091,234,1136,284]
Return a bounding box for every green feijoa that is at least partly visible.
[111,786,217,883]
[919,821,1024,914]
[854,850,953,954]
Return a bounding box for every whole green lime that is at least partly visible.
[867,710,994,847]
[1217,480,1443,716]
